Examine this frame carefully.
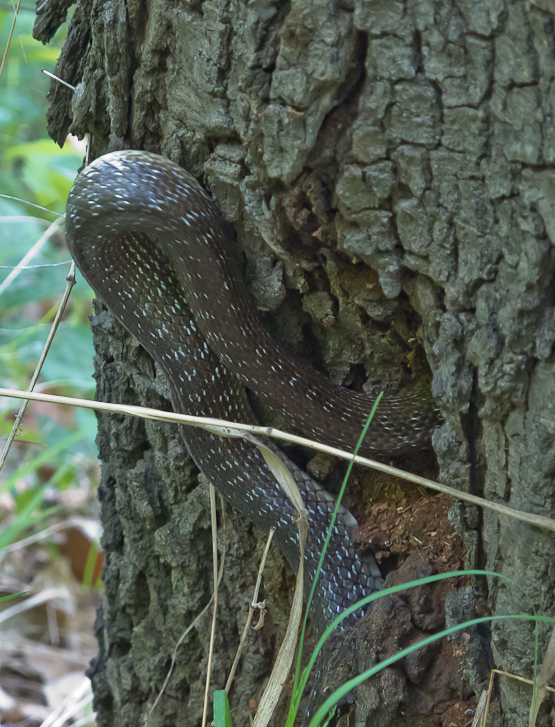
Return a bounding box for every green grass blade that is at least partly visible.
[213,690,233,727]
[296,568,538,704]
[0,592,26,603]
[307,612,555,727]
[287,395,383,725]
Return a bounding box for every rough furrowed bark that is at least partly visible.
[35,0,555,725]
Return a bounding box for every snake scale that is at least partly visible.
[66,150,438,635]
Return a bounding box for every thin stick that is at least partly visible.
[41,69,76,91]
[1,387,554,534]
[0,263,76,472]
[225,528,276,692]
[202,484,220,727]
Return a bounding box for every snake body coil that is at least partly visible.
[66,150,438,631]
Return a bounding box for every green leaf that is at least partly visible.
[213,691,233,727]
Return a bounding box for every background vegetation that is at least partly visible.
[1,5,101,724]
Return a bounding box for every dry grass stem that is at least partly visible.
[471,690,488,727]
[146,489,226,724]
[2,387,554,534]
[530,626,555,727]
[0,0,23,80]
[38,677,92,727]
[478,668,555,727]
[251,452,308,727]
[225,527,276,692]
[202,485,220,727]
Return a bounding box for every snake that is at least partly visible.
[66,150,439,637]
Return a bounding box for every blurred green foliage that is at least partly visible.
[1,6,99,540]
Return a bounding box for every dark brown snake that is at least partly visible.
[66,150,438,636]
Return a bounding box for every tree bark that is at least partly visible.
[35,0,555,725]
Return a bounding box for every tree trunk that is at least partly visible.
[35,0,555,725]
